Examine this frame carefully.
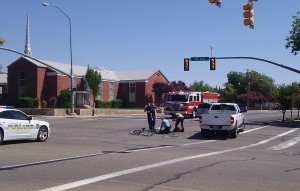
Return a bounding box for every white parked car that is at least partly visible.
[0,107,50,144]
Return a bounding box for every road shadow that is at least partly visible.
[1,140,37,146]
[187,132,229,140]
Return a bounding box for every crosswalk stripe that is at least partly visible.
[268,135,300,150]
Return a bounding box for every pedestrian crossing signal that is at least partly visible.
[210,57,216,70]
[184,58,190,71]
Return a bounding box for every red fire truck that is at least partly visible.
[163,91,219,118]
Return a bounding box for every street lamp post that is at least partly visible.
[42,3,75,114]
[210,45,214,57]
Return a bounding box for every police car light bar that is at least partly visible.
[0,105,14,108]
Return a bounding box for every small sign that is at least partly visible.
[190,57,209,61]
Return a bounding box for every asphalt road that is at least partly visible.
[0,110,299,191]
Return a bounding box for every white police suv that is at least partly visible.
[0,106,50,144]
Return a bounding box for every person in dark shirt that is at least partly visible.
[150,103,156,131]
[144,103,154,131]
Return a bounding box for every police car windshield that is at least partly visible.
[169,95,188,102]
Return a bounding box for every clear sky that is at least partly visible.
[1,0,300,88]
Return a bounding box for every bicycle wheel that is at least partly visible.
[129,130,141,136]
[140,130,154,136]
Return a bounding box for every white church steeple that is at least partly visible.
[24,14,32,56]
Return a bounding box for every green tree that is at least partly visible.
[277,83,300,121]
[218,83,237,103]
[0,37,4,45]
[170,80,189,91]
[189,80,214,92]
[286,12,300,55]
[292,93,300,118]
[227,71,245,94]
[226,70,278,105]
[152,82,172,106]
[85,66,102,103]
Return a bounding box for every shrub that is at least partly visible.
[16,97,34,108]
[49,97,57,108]
[95,100,111,108]
[41,100,47,108]
[113,99,123,108]
[57,89,70,108]
[94,99,123,108]
[33,98,41,108]
[95,100,102,108]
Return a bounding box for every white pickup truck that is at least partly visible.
[199,103,245,138]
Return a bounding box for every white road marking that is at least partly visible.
[0,126,268,171]
[268,135,300,150]
[240,126,267,134]
[39,128,297,191]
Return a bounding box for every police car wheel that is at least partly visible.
[36,126,49,142]
[0,129,3,145]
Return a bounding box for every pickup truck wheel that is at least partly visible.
[0,129,3,145]
[240,120,245,132]
[232,124,238,138]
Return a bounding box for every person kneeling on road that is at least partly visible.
[173,113,184,132]
[155,117,171,134]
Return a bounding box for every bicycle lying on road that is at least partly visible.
[128,128,154,136]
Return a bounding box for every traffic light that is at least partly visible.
[243,1,254,28]
[208,0,221,7]
[210,57,216,70]
[184,58,190,71]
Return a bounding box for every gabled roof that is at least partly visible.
[8,57,119,82]
[7,57,169,83]
[115,70,169,83]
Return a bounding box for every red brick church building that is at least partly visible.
[7,56,169,108]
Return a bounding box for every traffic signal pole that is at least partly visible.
[215,56,300,74]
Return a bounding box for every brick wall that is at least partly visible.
[117,71,169,108]
[145,71,169,107]
[8,58,38,100]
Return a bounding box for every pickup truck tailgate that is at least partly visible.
[201,111,236,126]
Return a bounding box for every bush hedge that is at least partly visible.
[16,97,34,108]
[57,89,70,108]
[33,98,41,108]
[95,99,123,108]
[10,95,124,109]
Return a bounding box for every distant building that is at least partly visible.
[7,57,169,108]
[116,70,169,108]
[7,57,119,107]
